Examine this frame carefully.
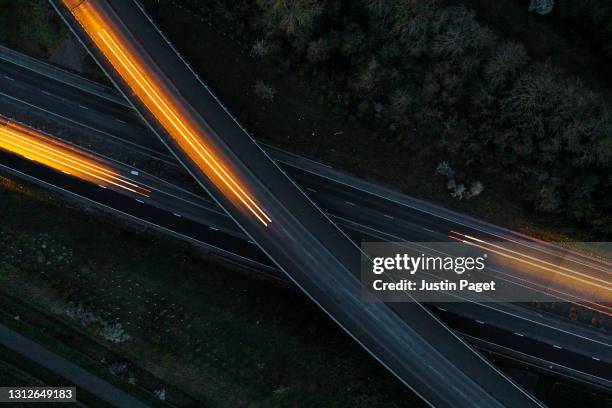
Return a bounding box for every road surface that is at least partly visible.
[0,43,610,393]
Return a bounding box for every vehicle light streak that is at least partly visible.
[63,0,271,226]
[0,118,150,197]
[449,230,612,299]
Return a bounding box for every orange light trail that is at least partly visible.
[0,118,150,197]
[63,0,271,226]
[449,230,612,300]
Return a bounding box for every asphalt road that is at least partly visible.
[1,140,609,393]
[0,40,610,394]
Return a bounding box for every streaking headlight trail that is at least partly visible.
[0,117,150,197]
[62,0,271,226]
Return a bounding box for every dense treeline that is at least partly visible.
[0,0,65,56]
[170,0,612,236]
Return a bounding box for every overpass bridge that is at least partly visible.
[48,1,544,406]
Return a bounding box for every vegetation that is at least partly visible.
[0,0,65,57]
[166,0,612,237]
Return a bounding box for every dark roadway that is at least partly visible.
[0,144,609,394]
[0,41,610,394]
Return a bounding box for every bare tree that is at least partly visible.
[484,41,529,89]
[250,39,268,58]
[257,0,323,38]
[253,79,277,101]
[389,89,412,117]
[535,185,560,212]
[432,6,496,57]
[354,58,382,96]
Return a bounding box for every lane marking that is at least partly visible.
[383,214,394,220]
[3,76,14,81]
[345,201,356,206]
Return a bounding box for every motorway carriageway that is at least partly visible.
[0,112,610,396]
[0,41,610,312]
[0,41,605,388]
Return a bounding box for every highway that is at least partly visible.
[1,42,609,309]
[0,41,610,394]
[0,114,609,391]
[43,0,548,406]
[0,117,609,397]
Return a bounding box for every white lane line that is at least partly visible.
[135,199,144,204]
[3,76,14,81]
[592,356,601,361]
[209,226,219,231]
[306,187,317,193]
[98,184,107,189]
[513,332,524,337]
[41,90,52,96]
[130,170,139,176]
[344,201,356,206]
[553,345,562,349]
[476,320,485,325]
[173,213,182,218]
[422,227,434,233]
[78,104,89,110]
[436,307,447,312]
[115,118,127,124]
[383,214,394,220]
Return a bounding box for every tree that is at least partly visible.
[432,6,496,58]
[250,39,269,58]
[484,42,529,89]
[253,79,277,101]
[257,0,323,40]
